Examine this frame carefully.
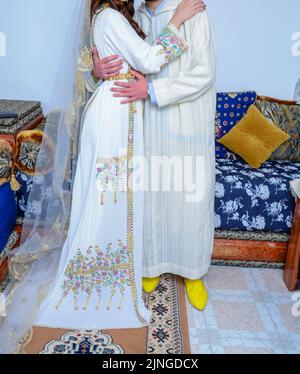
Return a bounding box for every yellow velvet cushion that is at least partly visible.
[217,105,290,168]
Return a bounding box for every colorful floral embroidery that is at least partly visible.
[155,24,188,65]
[96,155,127,205]
[96,155,127,192]
[56,240,130,311]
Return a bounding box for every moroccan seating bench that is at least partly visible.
[212,93,300,290]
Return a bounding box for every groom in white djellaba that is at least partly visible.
[87,0,216,310]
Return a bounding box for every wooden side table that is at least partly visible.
[284,197,300,291]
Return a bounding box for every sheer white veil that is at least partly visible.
[0,0,93,353]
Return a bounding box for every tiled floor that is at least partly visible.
[187,266,300,354]
[1,267,299,354]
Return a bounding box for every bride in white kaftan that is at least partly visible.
[34,5,189,329]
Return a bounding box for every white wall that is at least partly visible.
[0,0,299,113]
[0,0,78,112]
[208,0,300,99]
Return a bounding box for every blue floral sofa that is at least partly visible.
[214,92,300,270]
[215,159,300,233]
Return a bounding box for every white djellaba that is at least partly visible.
[137,2,217,280]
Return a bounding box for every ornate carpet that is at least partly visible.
[22,274,190,354]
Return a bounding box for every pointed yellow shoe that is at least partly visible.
[184,278,208,311]
[142,277,160,293]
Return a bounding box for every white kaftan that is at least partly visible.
[136,1,217,280]
[34,6,188,330]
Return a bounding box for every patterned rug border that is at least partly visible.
[20,274,190,354]
[144,274,190,354]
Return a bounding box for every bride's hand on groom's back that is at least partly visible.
[92,47,123,80]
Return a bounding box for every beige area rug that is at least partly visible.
[22,274,190,354]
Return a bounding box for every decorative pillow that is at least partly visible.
[215,91,257,159]
[217,105,291,168]
[255,98,300,162]
[14,170,34,218]
[14,169,56,221]
[0,182,17,254]
[15,130,55,175]
[0,138,14,186]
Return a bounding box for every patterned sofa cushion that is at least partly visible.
[0,137,14,185]
[217,105,290,169]
[215,91,257,159]
[14,129,55,176]
[215,159,300,233]
[0,182,17,254]
[15,170,34,218]
[15,170,61,225]
[255,99,300,162]
[13,127,55,218]
[0,100,42,135]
